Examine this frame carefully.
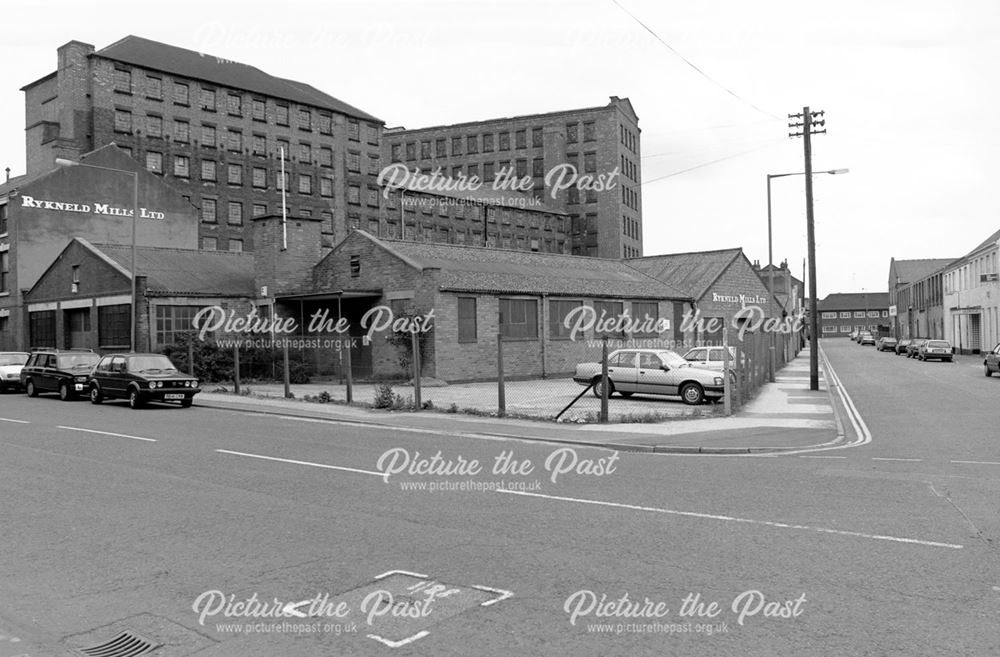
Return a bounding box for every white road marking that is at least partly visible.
[470,584,514,607]
[57,426,157,442]
[374,569,429,580]
[951,460,1000,466]
[0,417,30,424]
[367,631,430,648]
[496,489,964,550]
[775,347,873,456]
[215,449,382,476]
[871,457,924,462]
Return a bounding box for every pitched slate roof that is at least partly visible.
[966,228,1000,257]
[352,232,688,299]
[890,258,956,285]
[96,36,381,123]
[93,243,256,297]
[818,292,890,311]
[625,248,744,300]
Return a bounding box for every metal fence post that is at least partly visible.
[497,333,506,417]
[187,338,195,378]
[411,331,421,410]
[233,345,240,395]
[282,338,291,398]
[723,329,732,416]
[344,337,353,404]
[600,336,609,424]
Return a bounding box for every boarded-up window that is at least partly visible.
[458,297,477,343]
[500,298,538,340]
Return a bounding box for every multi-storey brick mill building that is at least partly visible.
[382,97,643,259]
[22,36,385,254]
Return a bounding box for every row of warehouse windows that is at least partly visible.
[112,67,379,143]
[457,298,660,343]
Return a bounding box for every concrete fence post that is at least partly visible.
[233,345,241,395]
[497,333,506,417]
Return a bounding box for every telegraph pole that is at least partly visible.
[789,107,826,391]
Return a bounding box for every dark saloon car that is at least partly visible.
[876,337,898,352]
[895,338,911,355]
[20,349,101,400]
[985,343,1000,377]
[906,339,928,358]
[88,353,200,409]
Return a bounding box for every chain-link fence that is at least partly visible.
[166,328,801,422]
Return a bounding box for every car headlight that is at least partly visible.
[192,380,199,388]
[150,381,160,389]
[714,377,724,385]
[75,375,88,382]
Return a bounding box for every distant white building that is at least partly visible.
[943,228,1000,354]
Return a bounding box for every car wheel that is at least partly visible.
[591,377,615,398]
[128,389,144,410]
[986,365,994,377]
[58,382,73,401]
[680,382,705,405]
[26,380,37,397]
[89,385,103,404]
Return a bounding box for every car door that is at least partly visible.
[104,356,127,397]
[684,348,709,369]
[607,351,638,393]
[38,354,57,391]
[637,352,679,396]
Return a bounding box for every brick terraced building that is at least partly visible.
[382,97,642,259]
[22,36,384,254]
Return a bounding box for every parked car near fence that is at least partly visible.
[984,343,1000,377]
[573,349,725,405]
[859,332,876,346]
[917,340,954,362]
[895,339,911,355]
[0,352,30,392]
[88,353,200,409]
[680,346,738,371]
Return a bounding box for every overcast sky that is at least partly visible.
[3,0,997,297]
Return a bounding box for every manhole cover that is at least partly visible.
[77,630,158,657]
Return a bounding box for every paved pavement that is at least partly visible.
[197,346,844,454]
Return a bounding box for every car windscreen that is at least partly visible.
[126,355,179,373]
[659,351,689,368]
[0,353,29,366]
[56,354,100,369]
[927,341,950,348]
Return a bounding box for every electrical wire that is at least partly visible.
[641,138,786,185]
[610,0,784,122]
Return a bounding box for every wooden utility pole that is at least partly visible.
[789,107,826,391]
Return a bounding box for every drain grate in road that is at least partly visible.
[77,630,159,657]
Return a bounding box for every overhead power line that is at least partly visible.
[610,0,784,122]
[641,138,786,185]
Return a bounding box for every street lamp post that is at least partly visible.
[55,158,139,352]
[766,168,848,382]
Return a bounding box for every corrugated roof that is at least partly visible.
[891,258,956,284]
[355,232,688,299]
[93,243,256,296]
[96,36,381,123]
[625,248,743,300]
[818,292,890,311]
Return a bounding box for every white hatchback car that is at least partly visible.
[0,352,30,392]
[681,346,737,371]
